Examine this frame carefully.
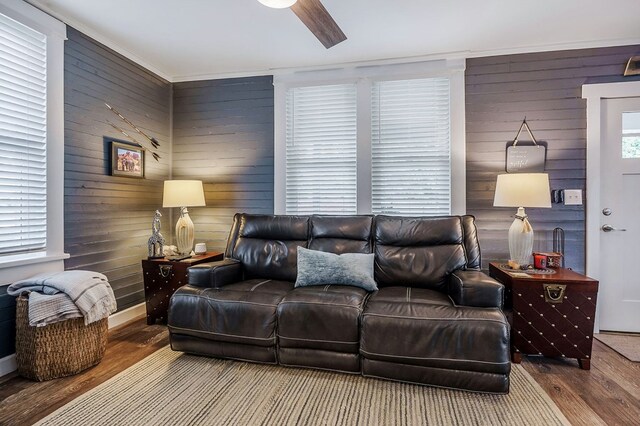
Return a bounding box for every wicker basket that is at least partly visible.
[15,295,108,381]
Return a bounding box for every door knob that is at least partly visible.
[601,224,627,232]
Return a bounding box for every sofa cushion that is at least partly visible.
[277,285,368,353]
[230,214,309,281]
[168,279,294,347]
[361,287,511,375]
[295,247,378,291]
[374,215,467,292]
[309,215,373,254]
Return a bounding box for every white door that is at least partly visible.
[599,97,640,332]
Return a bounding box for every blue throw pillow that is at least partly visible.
[295,247,378,291]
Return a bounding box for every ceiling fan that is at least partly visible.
[257,0,347,49]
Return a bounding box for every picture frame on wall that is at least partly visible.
[111,141,145,178]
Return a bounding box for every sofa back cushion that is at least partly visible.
[229,214,309,282]
[308,215,373,254]
[373,215,469,292]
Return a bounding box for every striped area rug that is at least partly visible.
[36,347,569,426]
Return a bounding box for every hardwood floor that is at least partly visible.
[0,319,169,426]
[522,339,640,426]
[0,319,638,425]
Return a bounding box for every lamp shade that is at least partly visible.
[162,180,206,208]
[257,0,297,8]
[493,173,551,208]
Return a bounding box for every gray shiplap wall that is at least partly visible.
[0,286,15,358]
[172,77,274,251]
[64,27,171,309]
[466,44,640,272]
[0,28,171,359]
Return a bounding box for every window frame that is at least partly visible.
[0,0,68,282]
[274,59,466,216]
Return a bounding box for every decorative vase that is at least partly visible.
[175,207,194,255]
[508,207,534,266]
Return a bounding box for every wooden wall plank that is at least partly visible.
[172,76,275,252]
[0,287,15,358]
[0,27,171,357]
[63,27,171,312]
[466,44,640,273]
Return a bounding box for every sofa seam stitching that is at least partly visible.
[277,335,359,344]
[173,294,279,308]
[360,349,510,364]
[362,312,508,324]
[168,325,276,341]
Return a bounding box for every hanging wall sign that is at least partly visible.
[505,118,547,172]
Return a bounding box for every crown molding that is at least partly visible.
[17,2,640,83]
[467,36,640,59]
[172,38,640,83]
[24,0,172,82]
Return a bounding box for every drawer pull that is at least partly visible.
[159,264,173,278]
[544,284,566,304]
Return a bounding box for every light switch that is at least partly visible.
[564,189,582,205]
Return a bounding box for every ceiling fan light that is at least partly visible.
[257,0,297,9]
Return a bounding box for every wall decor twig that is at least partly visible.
[105,103,160,148]
[107,120,160,161]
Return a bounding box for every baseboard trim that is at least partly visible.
[108,302,146,330]
[0,302,147,379]
[0,354,17,378]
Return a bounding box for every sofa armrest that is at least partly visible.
[188,259,243,288]
[449,270,504,309]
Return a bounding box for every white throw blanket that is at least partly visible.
[8,270,117,327]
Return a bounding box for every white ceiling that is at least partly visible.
[26,0,640,82]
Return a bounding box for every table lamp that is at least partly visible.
[162,180,206,255]
[493,173,551,266]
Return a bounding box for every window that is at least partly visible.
[0,12,47,255]
[274,60,465,216]
[622,111,640,159]
[371,78,451,215]
[285,84,357,214]
[0,1,66,272]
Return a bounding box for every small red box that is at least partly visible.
[533,254,547,269]
[533,252,563,268]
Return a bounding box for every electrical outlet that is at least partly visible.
[564,189,583,205]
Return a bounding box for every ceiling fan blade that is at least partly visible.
[290,0,346,49]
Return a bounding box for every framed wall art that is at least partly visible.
[111,141,145,178]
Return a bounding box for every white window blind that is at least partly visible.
[0,12,47,255]
[371,78,451,216]
[285,84,357,214]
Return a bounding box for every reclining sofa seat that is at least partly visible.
[167,213,510,393]
[168,215,308,363]
[361,215,510,392]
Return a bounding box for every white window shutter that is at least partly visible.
[371,78,451,216]
[285,84,357,215]
[0,12,47,255]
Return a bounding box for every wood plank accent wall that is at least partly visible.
[63,28,171,310]
[0,286,16,358]
[0,28,171,359]
[466,44,640,272]
[172,77,274,252]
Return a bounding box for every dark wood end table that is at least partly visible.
[489,262,599,369]
[141,251,223,325]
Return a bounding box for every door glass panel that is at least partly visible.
[622,111,640,158]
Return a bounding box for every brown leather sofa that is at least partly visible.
[167,214,511,393]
